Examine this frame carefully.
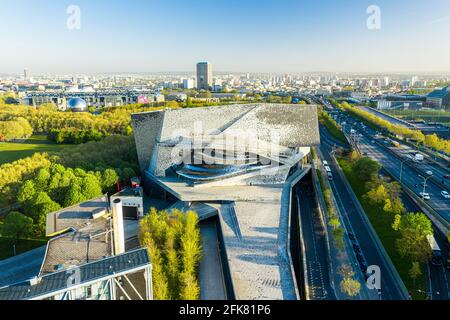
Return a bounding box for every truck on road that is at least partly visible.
[427,235,442,266]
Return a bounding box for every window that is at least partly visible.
[85,285,92,299]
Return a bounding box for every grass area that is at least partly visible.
[386,109,450,125]
[0,135,74,165]
[0,236,47,260]
[319,111,348,144]
[337,157,427,300]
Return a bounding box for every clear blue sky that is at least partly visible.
[1,0,450,74]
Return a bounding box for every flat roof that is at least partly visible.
[41,196,112,275]
[217,193,297,300]
[0,246,47,288]
[0,248,150,300]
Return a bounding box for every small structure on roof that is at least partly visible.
[110,186,144,220]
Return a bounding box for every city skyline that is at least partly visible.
[1,0,450,74]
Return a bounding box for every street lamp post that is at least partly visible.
[419,174,432,197]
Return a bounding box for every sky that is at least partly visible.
[1,0,450,74]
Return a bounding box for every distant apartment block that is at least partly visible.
[196,62,213,90]
[22,90,165,109]
[183,78,195,89]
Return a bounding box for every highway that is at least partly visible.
[320,99,450,300]
[329,108,450,224]
[319,128,406,300]
[296,179,335,300]
[400,191,450,300]
[357,106,416,129]
[383,141,450,191]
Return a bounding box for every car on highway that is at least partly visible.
[441,191,450,199]
[420,192,431,200]
[444,174,450,180]
[426,170,433,176]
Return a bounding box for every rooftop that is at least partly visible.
[0,248,150,301]
[42,196,112,275]
[428,85,450,99]
[132,103,320,173]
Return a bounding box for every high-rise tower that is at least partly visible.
[196,62,212,90]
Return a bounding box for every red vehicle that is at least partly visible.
[444,174,450,180]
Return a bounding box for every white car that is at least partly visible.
[420,192,431,200]
[441,191,450,199]
[426,170,433,176]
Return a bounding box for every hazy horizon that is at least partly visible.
[1,0,450,74]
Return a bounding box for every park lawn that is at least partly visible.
[0,135,74,165]
[337,157,427,300]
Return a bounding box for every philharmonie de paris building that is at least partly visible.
[132,103,320,300]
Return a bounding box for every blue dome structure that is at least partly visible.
[67,97,88,112]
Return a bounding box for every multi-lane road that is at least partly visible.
[400,193,450,300]
[318,98,450,300]
[319,128,407,300]
[328,106,450,225]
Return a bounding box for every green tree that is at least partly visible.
[396,213,433,264]
[122,167,137,181]
[17,180,36,203]
[139,209,201,300]
[389,197,406,215]
[80,174,103,200]
[25,191,61,235]
[329,217,341,230]
[1,211,34,241]
[409,261,422,287]
[353,157,381,182]
[101,169,119,192]
[63,183,84,207]
[0,117,33,139]
[33,167,51,191]
[340,278,361,297]
[38,103,57,112]
[364,184,388,207]
[338,264,355,279]
[392,214,402,231]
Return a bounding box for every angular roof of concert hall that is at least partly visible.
[132,103,320,174]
